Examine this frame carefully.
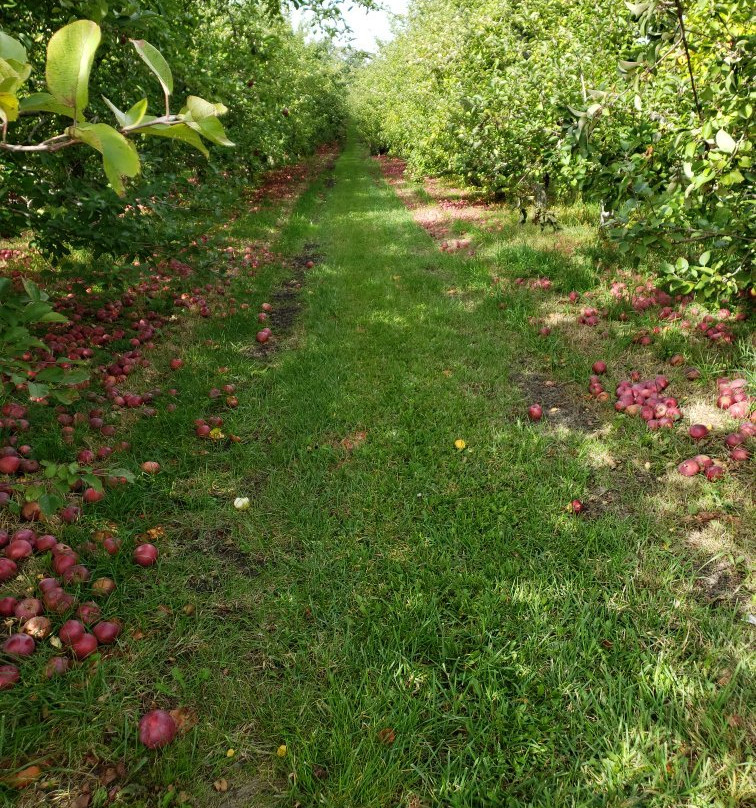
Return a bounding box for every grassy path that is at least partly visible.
[215,137,752,806]
[2,135,751,807]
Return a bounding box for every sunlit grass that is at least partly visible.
[0,135,752,807]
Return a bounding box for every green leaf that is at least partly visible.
[0,56,31,94]
[27,382,49,400]
[185,115,235,147]
[25,484,45,502]
[70,122,140,195]
[21,278,42,302]
[103,96,148,128]
[715,129,737,154]
[110,467,135,483]
[183,96,228,120]
[38,311,69,323]
[131,39,173,99]
[181,98,234,146]
[720,169,744,186]
[46,20,101,117]
[39,493,65,517]
[0,91,18,123]
[43,463,59,479]
[138,121,209,157]
[0,31,27,64]
[699,251,710,266]
[18,92,75,117]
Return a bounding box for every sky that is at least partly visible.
[290,0,409,53]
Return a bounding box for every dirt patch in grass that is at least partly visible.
[511,370,602,432]
[180,524,268,577]
[374,156,493,252]
[211,774,284,808]
[244,242,320,358]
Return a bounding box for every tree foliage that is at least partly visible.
[0,0,351,259]
[351,0,754,299]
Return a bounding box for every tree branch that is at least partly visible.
[674,0,702,120]
[0,114,185,153]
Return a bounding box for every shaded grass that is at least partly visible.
[1,136,753,807]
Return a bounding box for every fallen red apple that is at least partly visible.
[170,358,183,370]
[38,577,59,594]
[71,633,98,659]
[77,602,101,624]
[677,459,700,477]
[60,504,81,524]
[35,534,57,552]
[527,404,543,422]
[592,361,607,375]
[59,620,86,645]
[63,564,90,585]
[22,616,52,639]
[141,461,160,474]
[103,537,121,556]
[0,558,17,582]
[20,501,41,522]
[705,465,725,481]
[92,577,117,597]
[139,710,177,749]
[2,633,35,657]
[14,598,43,622]
[83,487,105,504]
[0,596,18,616]
[44,656,70,678]
[688,424,709,440]
[133,543,159,567]
[93,620,122,644]
[0,664,20,690]
[0,455,21,475]
[5,540,33,561]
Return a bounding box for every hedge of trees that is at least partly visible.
[351,0,754,299]
[0,0,351,259]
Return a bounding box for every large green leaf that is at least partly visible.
[102,96,148,128]
[715,129,737,154]
[19,92,74,117]
[131,39,173,99]
[0,56,30,93]
[0,32,26,64]
[70,122,140,195]
[46,20,101,116]
[0,91,18,123]
[138,121,210,157]
[185,115,235,147]
[181,96,234,147]
[183,95,228,120]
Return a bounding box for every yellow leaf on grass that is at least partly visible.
[276,744,287,758]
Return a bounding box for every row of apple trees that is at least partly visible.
[351,0,754,299]
[0,0,356,259]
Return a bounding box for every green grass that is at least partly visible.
[1,134,753,807]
